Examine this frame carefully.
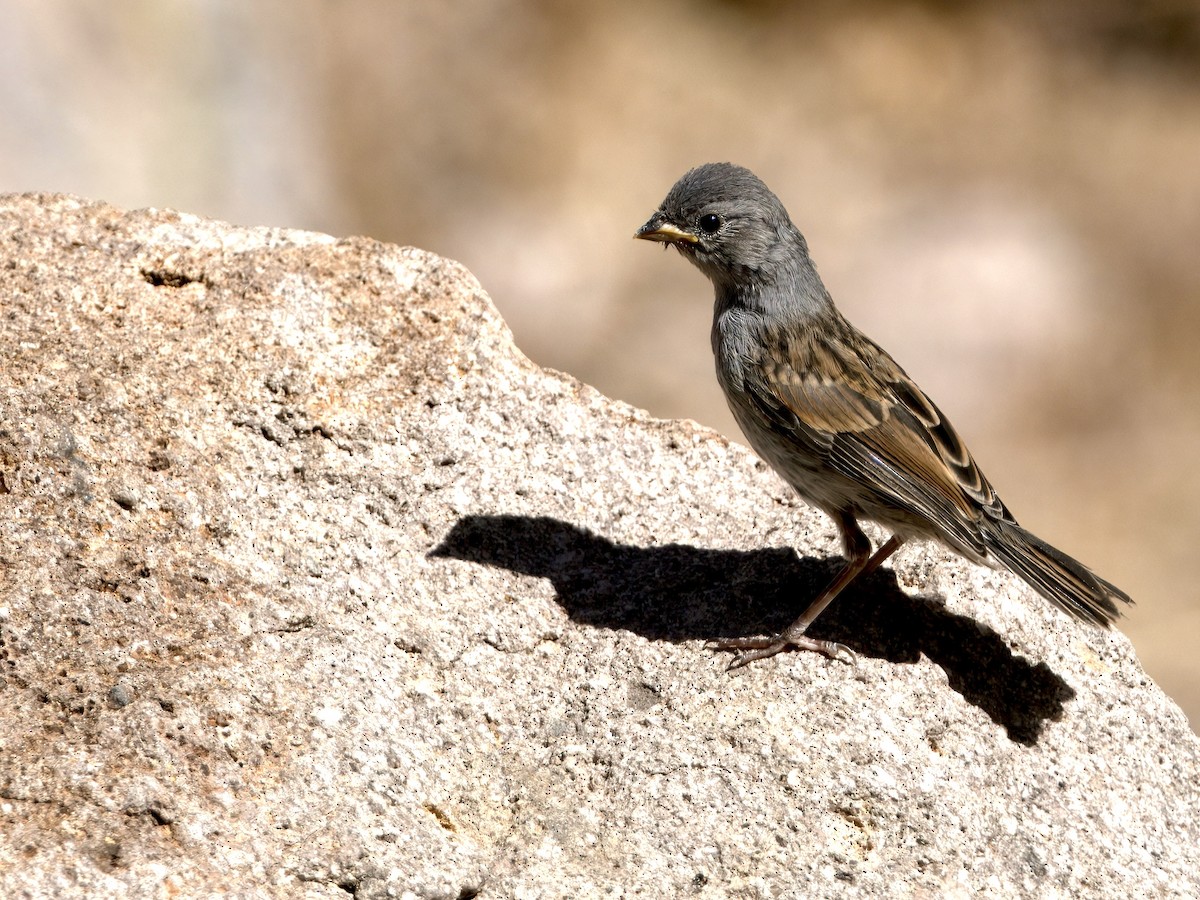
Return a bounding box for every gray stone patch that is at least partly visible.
[0,194,1195,898]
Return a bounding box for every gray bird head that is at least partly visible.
[635,163,820,301]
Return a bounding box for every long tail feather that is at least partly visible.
[983,520,1133,627]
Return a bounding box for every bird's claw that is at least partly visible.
[705,635,857,670]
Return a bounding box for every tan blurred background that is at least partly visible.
[3,2,1197,727]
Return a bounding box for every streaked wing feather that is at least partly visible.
[752,326,1009,553]
[887,377,1011,522]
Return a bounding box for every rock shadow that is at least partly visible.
[430,514,1076,744]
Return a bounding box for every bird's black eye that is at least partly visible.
[698,213,722,234]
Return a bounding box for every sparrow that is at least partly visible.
[635,162,1132,669]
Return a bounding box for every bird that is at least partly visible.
[634,162,1132,669]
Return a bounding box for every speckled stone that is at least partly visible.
[0,194,1195,899]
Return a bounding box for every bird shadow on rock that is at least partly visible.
[430,514,1076,745]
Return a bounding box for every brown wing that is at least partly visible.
[750,322,1013,554]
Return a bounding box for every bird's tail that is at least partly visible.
[983,519,1133,627]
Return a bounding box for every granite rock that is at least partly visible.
[0,194,1196,898]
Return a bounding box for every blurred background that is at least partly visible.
[3,1,1197,728]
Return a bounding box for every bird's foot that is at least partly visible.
[706,633,856,671]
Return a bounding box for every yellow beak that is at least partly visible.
[634,219,699,245]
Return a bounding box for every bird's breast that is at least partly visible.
[710,306,760,395]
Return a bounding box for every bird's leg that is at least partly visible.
[712,516,904,670]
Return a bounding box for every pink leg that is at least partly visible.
[711,515,904,670]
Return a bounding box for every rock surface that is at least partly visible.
[0,194,1196,898]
